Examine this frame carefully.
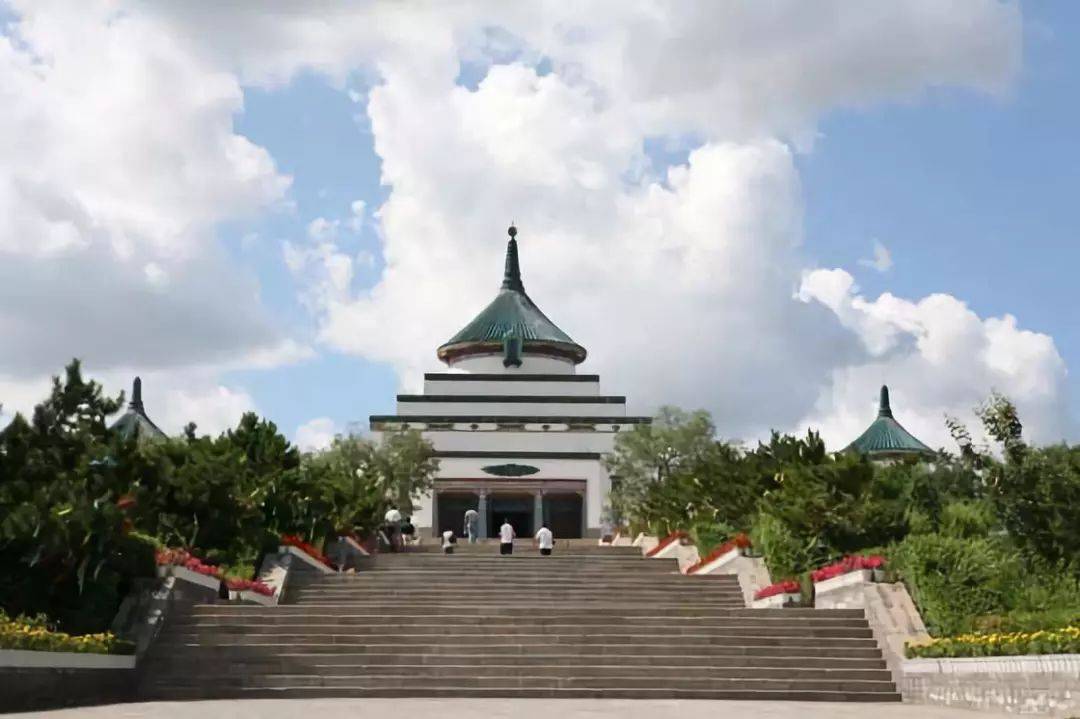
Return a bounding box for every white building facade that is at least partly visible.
[369,226,648,539]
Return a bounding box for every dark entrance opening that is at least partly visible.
[488,494,532,539]
[544,493,583,540]
[436,492,477,538]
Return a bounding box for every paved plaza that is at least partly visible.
[13,699,1005,719]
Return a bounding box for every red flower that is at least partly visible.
[686,533,752,574]
[754,579,801,600]
[645,531,689,558]
[281,534,334,568]
[810,555,886,583]
[157,547,222,579]
[225,577,274,597]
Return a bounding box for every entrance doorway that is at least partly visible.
[544,493,583,540]
[436,492,477,537]
[488,494,532,539]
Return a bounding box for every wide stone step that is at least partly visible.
[146,652,886,670]
[146,673,898,693]
[404,544,642,554]
[165,622,872,639]
[157,632,877,648]
[292,580,740,590]
[306,573,688,583]
[142,685,900,701]
[171,614,867,629]
[287,591,747,602]
[150,641,887,659]
[183,605,863,619]
[287,601,748,611]
[271,603,753,614]
[143,673,898,695]
[145,660,891,681]
[145,685,900,701]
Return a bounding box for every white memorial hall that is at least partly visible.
[369,226,649,539]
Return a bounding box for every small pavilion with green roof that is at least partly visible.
[110,377,166,442]
[845,385,934,461]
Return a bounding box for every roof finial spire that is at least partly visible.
[878,385,893,418]
[130,376,144,412]
[501,223,524,292]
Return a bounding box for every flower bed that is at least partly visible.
[281,534,335,568]
[810,554,885,583]
[906,626,1080,659]
[224,578,274,597]
[0,612,133,655]
[686,533,751,574]
[155,548,223,579]
[156,547,277,598]
[754,579,801,601]
[645,531,688,558]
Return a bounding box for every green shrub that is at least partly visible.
[939,500,996,539]
[751,512,818,581]
[891,533,1021,635]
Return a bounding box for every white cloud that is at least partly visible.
[4,1,1065,451]
[0,2,304,426]
[797,268,1069,449]
[295,417,338,452]
[858,240,894,273]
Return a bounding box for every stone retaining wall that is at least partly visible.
[902,654,1080,717]
[0,651,137,712]
[814,575,929,686]
[0,664,134,712]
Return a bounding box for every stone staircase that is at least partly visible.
[140,542,899,701]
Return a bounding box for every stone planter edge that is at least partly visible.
[0,649,136,669]
[750,592,801,609]
[278,544,336,574]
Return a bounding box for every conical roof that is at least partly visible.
[110,377,167,442]
[437,226,586,366]
[844,385,933,459]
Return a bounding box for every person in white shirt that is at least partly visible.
[463,509,479,543]
[383,507,403,552]
[534,524,554,556]
[499,519,516,555]
[441,529,456,554]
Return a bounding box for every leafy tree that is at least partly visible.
[0,360,151,633]
[605,407,761,537]
[968,393,1080,568]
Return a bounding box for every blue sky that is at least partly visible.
[212,3,1078,443]
[1,2,1073,449]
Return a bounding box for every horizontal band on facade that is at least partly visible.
[432,451,603,460]
[397,394,626,403]
[369,415,651,425]
[424,373,600,382]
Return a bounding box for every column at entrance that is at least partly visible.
[477,491,488,539]
[579,491,587,538]
[532,491,544,535]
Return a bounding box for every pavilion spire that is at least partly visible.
[878,385,893,418]
[130,376,144,412]
[501,223,524,292]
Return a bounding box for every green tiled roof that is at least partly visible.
[437,226,586,365]
[110,377,167,442]
[845,385,933,459]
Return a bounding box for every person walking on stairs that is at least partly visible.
[534,523,554,556]
[463,508,479,543]
[441,528,457,554]
[499,519,515,555]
